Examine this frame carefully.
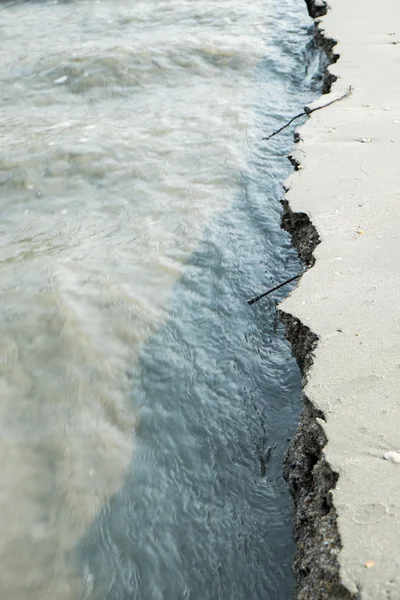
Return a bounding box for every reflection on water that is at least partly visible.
[0,0,323,598]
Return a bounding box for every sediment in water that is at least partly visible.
[277,1,358,598]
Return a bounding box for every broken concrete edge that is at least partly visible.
[277,1,359,599]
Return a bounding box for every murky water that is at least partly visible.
[0,0,323,598]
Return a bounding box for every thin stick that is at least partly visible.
[262,86,352,142]
[247,273,302,306]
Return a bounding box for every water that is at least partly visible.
[0,0,323,598]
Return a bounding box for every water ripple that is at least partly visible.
[0,0,324,598]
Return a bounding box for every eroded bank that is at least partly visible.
[280,0,400,598]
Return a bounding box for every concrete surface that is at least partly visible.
[280,0,400,598]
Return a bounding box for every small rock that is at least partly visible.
[365,561,375,569]
[383,451,400,464]
[54,75,68,84]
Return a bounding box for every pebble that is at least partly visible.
[383,451,400,464]
[354,137,372,143]
[54,75,68,84]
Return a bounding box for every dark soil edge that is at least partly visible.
[277,2,359,599]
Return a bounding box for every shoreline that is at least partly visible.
[280,0,400,598]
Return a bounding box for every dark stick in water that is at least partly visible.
[262,86,353,142]
[247,273,302,305]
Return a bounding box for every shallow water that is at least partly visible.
[0,0,323,598]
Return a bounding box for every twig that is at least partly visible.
[262,86,353,142]
[247,273,303,305]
